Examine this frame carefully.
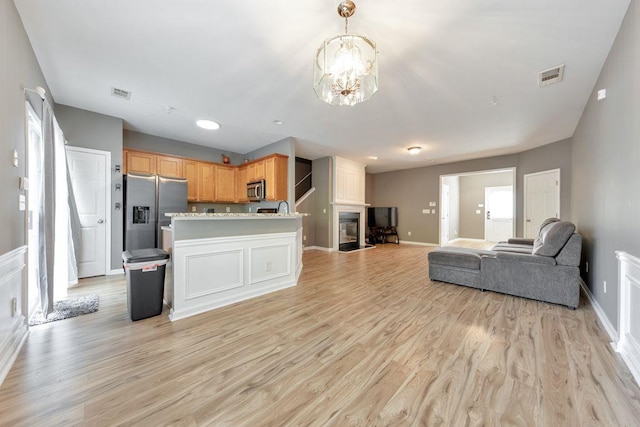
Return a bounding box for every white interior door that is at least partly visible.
[66,147,108,278]
[441,184,450,245]
[484,186,513,242]
[524,169,560,238]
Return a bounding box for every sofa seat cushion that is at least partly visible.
[428,247,494,270]
[532,221,576,257]
[492,243,533,254]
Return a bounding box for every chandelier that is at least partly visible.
[314,0,378,106]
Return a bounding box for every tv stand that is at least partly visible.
[369,226,399,244]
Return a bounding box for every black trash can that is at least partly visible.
[122,248,170,321]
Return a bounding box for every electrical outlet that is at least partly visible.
[249,207,252,212]
[191,206,196,212]
[586,261,589,273]
[603,280,607,293]
[303,235,307,241]
[226,207,231,213]
[408,231,412,236]
[11,297,17,317]
[323,208,326,213]
[265,261,272,272]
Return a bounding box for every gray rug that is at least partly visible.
[29,295,99,326]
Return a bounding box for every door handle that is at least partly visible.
[486,211,491,220]
[97,219,104,224]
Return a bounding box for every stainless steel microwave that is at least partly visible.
[247,180,266,201]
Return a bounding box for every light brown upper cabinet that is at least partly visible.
[236,165,248,202]
[156,155,183,178]
[123,149,183,178]
[200,163,216,202]
[264,155,288,201]
[215,164,236,202]
[122,148,287,203]
[183,160,199,202]
[125,150,155,174]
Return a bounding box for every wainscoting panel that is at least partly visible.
[171,232,299,321]
[185,249,243,299]
[249,243,291,285]
[0,246,28,386]
[616,250,640,387]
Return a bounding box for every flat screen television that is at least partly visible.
[367,207,398,228]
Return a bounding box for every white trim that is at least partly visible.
[580,279,618,343]
[523,168,560,239]
[439,167,516,246]
[108,268,124,275]
[615,250,640,387]
[0,246,28,387]
[295,186,316,208]
[303,246,334,252]
[400,241,439,247]
[66,146,112,277]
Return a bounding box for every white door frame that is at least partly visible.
[439,167,516,245]
[66,146,111,278]
[523,168,560,237]
[441,183,450,245]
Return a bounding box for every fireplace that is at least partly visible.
[339,212,360,251]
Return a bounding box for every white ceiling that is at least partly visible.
[15,0,630,173]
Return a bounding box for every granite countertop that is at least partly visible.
[166,212,307,219]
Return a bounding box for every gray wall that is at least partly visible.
[370,138,572,244]
[311,157,332,248]
[124,130,244,165]
[459,171,513,239]
[570,0,639,329]
[1,0,52,255]
[55,105,124,271]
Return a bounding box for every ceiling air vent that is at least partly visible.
[538,65,565,87]
[111,87,131,100]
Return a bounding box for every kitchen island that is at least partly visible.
[165,213,304,321]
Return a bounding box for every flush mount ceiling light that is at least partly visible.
[407,146,421,155]
[314,0,378,106]
[196,119,220,130]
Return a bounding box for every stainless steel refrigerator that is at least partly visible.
[124,173,188,251]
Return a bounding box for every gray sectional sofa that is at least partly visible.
[428,218,582,308]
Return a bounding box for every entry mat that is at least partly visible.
[29,295,100,326]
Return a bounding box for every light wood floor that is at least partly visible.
[2,244,640,426]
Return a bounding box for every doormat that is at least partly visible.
[29,295,99,326]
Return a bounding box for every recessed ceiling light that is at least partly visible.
[407,146,421,155]
[273,120,284,125]
[367,156,378,160]
[196,119,221,130]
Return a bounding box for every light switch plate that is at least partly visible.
[422,209,429,214]
[476,209,481,214]
[12,150,18,167]
[431,209,436,214]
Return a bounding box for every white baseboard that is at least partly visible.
[0,320,28,386]
[303,246,334,252]
[108,268,124,275]
[399,241,439,247]
[580,279,618,343]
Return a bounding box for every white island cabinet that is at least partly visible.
[165,213,304,321]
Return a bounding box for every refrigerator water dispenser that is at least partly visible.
[133,206,150,224]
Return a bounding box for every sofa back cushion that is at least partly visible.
[555,233,582,266]
[532,221,576,257]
